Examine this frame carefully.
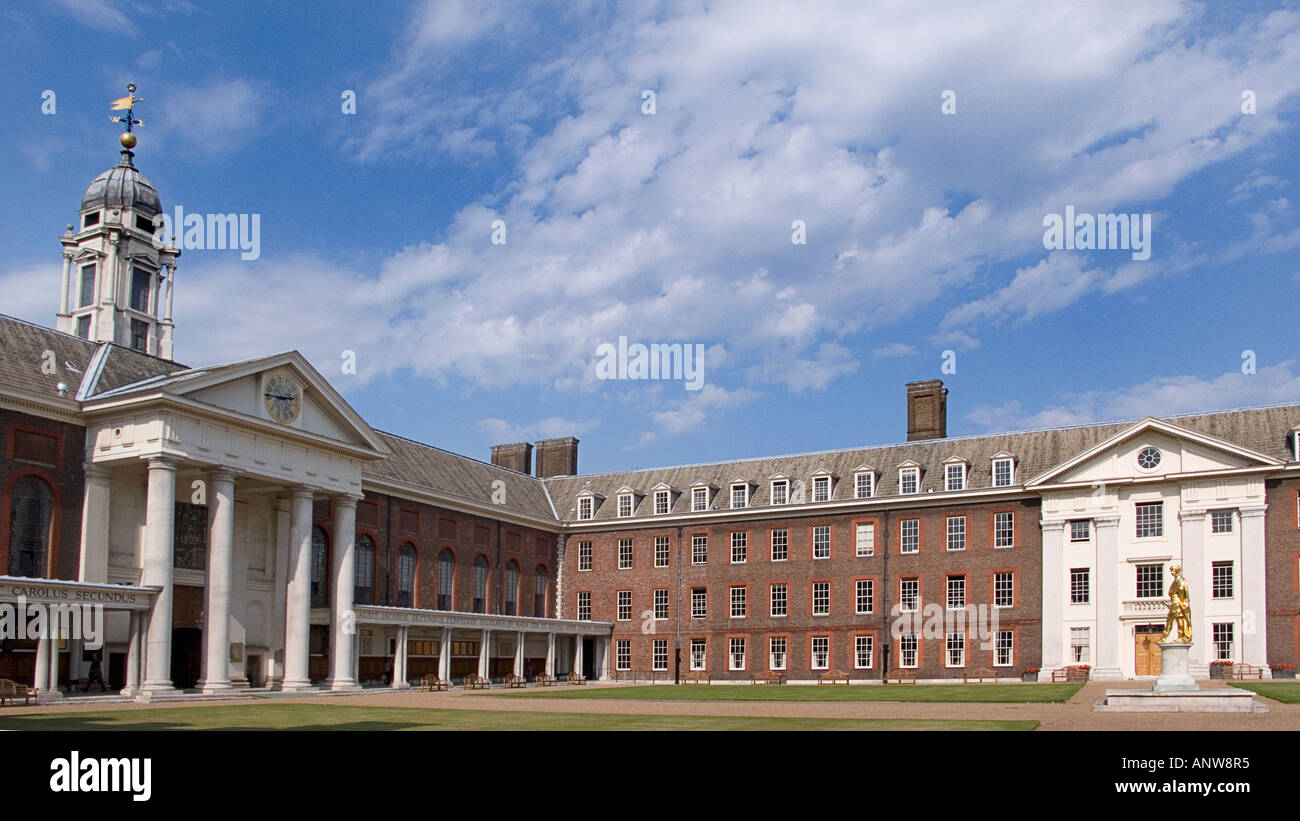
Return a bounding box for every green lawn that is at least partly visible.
[1227,682,1300,703]
[0,703,1036,731]
[493,683,1084,703]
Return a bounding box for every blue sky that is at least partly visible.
[4,0,1300,474]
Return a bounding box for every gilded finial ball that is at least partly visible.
[120,131,137,149]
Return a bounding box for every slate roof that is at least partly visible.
[542,404,1300,522]
[0,313,181,399]
[363,431,557,521]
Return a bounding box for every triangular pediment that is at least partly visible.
[88,350,388,456]
[1027,417,1283,488]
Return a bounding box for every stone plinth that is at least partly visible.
[1153,642,1196,692]
[1096,689,1267,713]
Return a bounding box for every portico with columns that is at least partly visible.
[353,605,613,687]
[1033,417,1283,681]
[75,350,389,700]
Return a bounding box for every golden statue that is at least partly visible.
[1161,564,1192,643]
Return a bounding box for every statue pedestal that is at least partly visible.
[1153,642,1197,692]
[1095,640,1269,712]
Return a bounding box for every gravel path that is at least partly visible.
[3,681,1295,730]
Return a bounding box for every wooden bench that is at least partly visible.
[0,679,35,706]
[817,669,850,685]
[535,673,559,687]
[884,670,917,684]
[419,674,449,692]
[682,671,710,685]
[1225,663,1264,680]
[566,672,587,686]
[1051,666,1090,682]
[963,667,998,684]
[462,673,491,690]
[503,674,528,689]
[751,670,785,685]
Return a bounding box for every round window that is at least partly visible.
[1137,447,1161,470]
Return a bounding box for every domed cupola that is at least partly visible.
[80,150,162,217]
[56,83,180,361]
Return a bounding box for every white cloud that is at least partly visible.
[643,384,761,442]
[965,362,1300,431]
[477,416,597,443]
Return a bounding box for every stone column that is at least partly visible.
[329,496,361,691]
[140,457,178,697]
[123,611,142,696]
[1178,509,1207,671]
[598,636,611,681]
[1239,505,1269,668]
[281,488,316,692]
[58,252,72,317]
[1039,519,1066,678]
[198,470,237,693]
[574,634,584,677]
[438,627,451,681]
[513,631,525,677]
[392,626,410,689]
[78,465,111,585]
[34,635,50,692]
[1093,514,1122,679]
[545,633,556,676]
[268,497,290,687]
[478,629,491,678]
[46,635,62,700]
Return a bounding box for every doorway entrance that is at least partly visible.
[171,627,202,689]
[1135,624,1163,676]
[582,638,596,680]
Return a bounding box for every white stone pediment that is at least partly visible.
[123,352,385,455]
[1028,418,1282,488]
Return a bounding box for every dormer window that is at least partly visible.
[771,479,789,505]
[1292,430,1300,462]
[854,471,874,499]
[900,467,920,495]
[82,211,100,229]
[617,493,634,518]
[134,212,155,232]
[654,489,671,515]
[578,497,594,520]
[691,486,709,512]
[813,475,831,502]
[992,457,1015,487]
[731,483,749,509]
[944,462,966,492]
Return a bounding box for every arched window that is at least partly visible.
[310,526,329,608]
[397,543,416,608]
[354,534,375,606]
[437,549,454,610]
[534,567,548,618]
[473,555,489,614]
[8,475,53,578]
[504,561,519,616]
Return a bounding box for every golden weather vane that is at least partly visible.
[108,82,143,149]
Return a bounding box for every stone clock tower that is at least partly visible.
[56,84,181,359]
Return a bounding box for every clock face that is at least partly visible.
[263,374,302,424]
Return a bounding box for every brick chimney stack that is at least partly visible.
[906,379,948,442]
[534,437,579,478]
[490,442,533,474]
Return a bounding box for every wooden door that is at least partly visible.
[1135,626,1163,676]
